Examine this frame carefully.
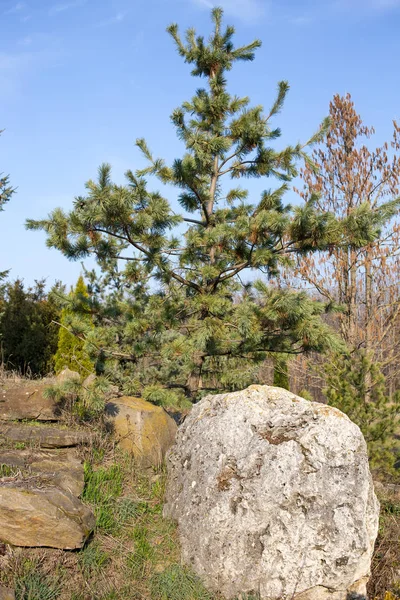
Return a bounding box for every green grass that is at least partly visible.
[115,498,151,522]
[150,564,213,600]
[127,525,155,578]
[79,542,110,576]
[82,462,124,534]
[14,561,61,600]
[0,463,19,477]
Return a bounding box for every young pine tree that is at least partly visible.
[27,9,398,406]
[53,276,94,376]
[325,351,400,478]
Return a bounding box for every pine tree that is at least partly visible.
[273,354,290,390]
[53,276,94,376]
[26,9,399,406]
[325,351,400,478]
[0,280,61,375]
[0,131,13,211]
[1,130,15,280]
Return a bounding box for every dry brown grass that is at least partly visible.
[368,488,400,600]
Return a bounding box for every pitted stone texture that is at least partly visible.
[164,385,379,600]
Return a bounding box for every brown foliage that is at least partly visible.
[284,94,400,395]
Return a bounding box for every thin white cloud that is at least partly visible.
[0,45,61,100]
[0,51,35,97]
[48,0,86,16]
[0,51,33,71]
[95,11,128,27]
[4,2,26,15]
[18,35,33,46]
[192,0,266,21]
[290,15,313,25]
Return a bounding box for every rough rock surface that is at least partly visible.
[0,449,84,496]
[105,396,177,468]
[0,382,60,421]
[0,422,91,448]
[164,385,380,600]
[0,484,95,549]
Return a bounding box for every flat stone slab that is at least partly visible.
[0,423,91,449]
[0,381,60,421]
[0,449,84,497]
[0,484,95,549]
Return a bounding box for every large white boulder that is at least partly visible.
[164,385,379,600]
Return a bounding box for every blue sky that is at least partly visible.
[1,0,400,288]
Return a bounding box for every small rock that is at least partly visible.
[82,373,96,388]
[0,484,95,549]
[105,396,177,468]
[56,368,81,384]
[0,423,91,448]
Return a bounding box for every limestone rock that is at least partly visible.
[164,385,380,600]
[0,422,91,448]
[0,382,60,421]
[0,449,84,496]
[0,586,15,600]
[0,484,95,549]
[105,396,177,468]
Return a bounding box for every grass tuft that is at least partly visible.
[82,462,123,534]
[79,542,110,576]
[150,564,213,600]
[14,560,61,600]
[127,525,155,578]
[0,464,19,477]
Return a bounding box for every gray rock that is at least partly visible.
[164,385,379,600]
[56,368,81,383]
[82,373,96,388]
